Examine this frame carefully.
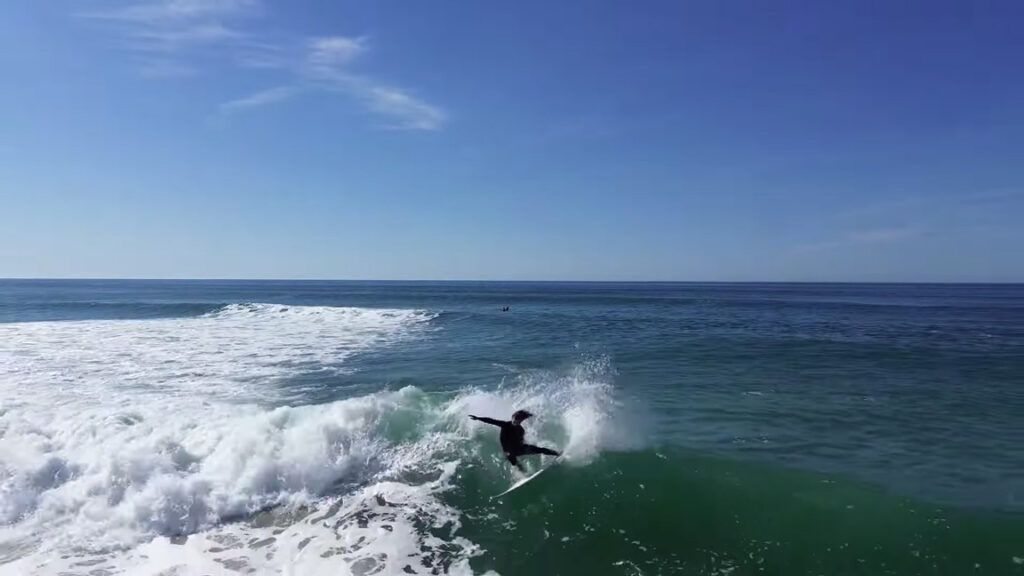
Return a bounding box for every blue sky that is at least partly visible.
[1,1,1022,281]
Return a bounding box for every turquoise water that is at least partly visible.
[0,281,1021,575]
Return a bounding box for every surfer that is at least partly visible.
[469,409,560,471]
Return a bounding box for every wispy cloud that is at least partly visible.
[219,86,297,112]
[82,1,445,130]
[846,227,920,244]
[839,188,1024,222]
[793,226,922,254]
[83,0,253,56]
[296,36,446,130]
[307,36,367,71]
[792,188,1024,257]
[85,0,258,23]
[138,59,197,78]
[129,23,243,52]
[959,188,1024,204]
[361,86,447,131]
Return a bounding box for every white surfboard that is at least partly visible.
[491,456,560,500]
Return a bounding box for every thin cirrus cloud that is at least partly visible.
[287,36,446,130]
[789,189,1024,257]
[85,0,259,23]
[219,86,298,112]
[82,0,253,56]
[219,35,446,130]
[307,36,367,70]
[82,1,445,130]
[793,226,923,255]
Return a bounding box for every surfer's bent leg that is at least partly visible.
[505,452,525,472]
[521,444,560,457]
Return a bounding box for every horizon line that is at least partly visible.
[2,277,1022,285]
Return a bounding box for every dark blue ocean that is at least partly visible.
[1,280,1022,575]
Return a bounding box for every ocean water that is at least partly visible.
[0,280,1022,576]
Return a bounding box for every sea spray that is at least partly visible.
[449,355,646,467]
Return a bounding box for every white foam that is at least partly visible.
[0,304,477,575]
[93,460,491,576]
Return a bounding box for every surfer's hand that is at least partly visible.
[468,415,479,421]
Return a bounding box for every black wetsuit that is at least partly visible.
[473,417,559,466]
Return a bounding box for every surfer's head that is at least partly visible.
[511,410,533,424]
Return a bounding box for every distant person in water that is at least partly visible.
[469,410,560,471]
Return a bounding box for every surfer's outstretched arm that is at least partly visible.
[468,415,507,427]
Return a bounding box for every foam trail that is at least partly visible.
[0,305,463,575]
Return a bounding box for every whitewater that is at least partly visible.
[0,303,624,575]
